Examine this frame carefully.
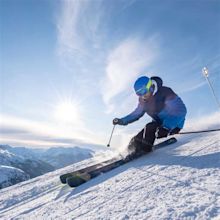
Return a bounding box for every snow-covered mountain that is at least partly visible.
[0,147,54,189]
[0,165,30,189]
[1,144,95,168]
[0,145,94,189]
[37,146,94,169]
[0,130,219,219]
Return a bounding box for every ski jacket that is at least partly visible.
[120,76,187,130]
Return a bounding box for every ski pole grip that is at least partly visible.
[113,118,119,125]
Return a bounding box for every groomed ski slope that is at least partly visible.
[0,132,219,220]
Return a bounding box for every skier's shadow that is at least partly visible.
[64,137,220,201]
[55,184,72,201]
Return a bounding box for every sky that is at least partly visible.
[0,0,220,149]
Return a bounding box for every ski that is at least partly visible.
[60,156,121,184]
[66,137,177,188]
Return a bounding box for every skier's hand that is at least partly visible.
[156,127,169,138]
[113,118,123,125]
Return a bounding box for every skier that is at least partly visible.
[113,76,187,157]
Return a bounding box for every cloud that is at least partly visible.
[101,36,159,113]
[184,111,220,131]
[0,114,104,148]
[56,0,140,59]
[179,81,207,94]
[55,0,107,99]
[178,68,219,94]
[56,0,85,56]
[56,0,104,59]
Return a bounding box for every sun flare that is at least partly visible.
[54,100,81,124]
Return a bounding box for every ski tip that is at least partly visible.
[60,175,67,184]
[169,137,177,142]
[66,175,89,188]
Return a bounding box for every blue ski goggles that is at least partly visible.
[135,80,152,96]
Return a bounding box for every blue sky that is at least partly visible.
[1,0,220,149]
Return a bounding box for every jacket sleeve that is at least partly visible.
[120,103,145,125]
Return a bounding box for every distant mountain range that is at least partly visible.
[0,144,95,189]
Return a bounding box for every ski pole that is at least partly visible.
[202,67,220,110]
[107,125,116,147]
[179,128,220,134]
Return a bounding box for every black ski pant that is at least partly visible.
[135,121,159,146]
[127,121,160,154]
[135,121,181,145]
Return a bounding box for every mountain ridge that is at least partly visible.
[0,144,95,189]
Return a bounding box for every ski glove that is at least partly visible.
[113,118,124,125]
[156,127,169,139]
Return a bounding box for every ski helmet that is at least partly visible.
[134,76,153,96]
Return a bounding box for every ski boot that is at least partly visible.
[125,137,153,161]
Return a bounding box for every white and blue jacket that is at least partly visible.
[120,77,187,130]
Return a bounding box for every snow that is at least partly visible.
[0,132,219,219]
[0,165,30,189]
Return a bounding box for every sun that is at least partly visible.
[54,100,81,124]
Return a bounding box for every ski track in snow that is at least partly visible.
[0,133,219,220]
